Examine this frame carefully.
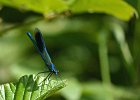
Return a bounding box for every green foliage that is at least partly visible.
[81,82,139,100]
[0,75,67,100]
[0,0,140,100]
[61,79,140,100]
[0,0,138,21]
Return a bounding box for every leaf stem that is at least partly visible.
[98,31,111,84]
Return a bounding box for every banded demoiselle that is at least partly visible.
[26,28,59,82]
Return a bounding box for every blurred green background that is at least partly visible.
[0,0,140,100]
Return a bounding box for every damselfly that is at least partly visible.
[26,28,59,82]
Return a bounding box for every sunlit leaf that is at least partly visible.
[70,0,138,21]
[0,0,138,21]
[0,0,68,14]
[0,75,67,100]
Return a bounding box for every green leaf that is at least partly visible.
[0,0,68,14]
[0,0,138,21]
[0,75,67,100]
[0,83,16,100]
[70,0,138,21]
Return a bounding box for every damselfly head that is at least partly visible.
[51,63,59,75]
